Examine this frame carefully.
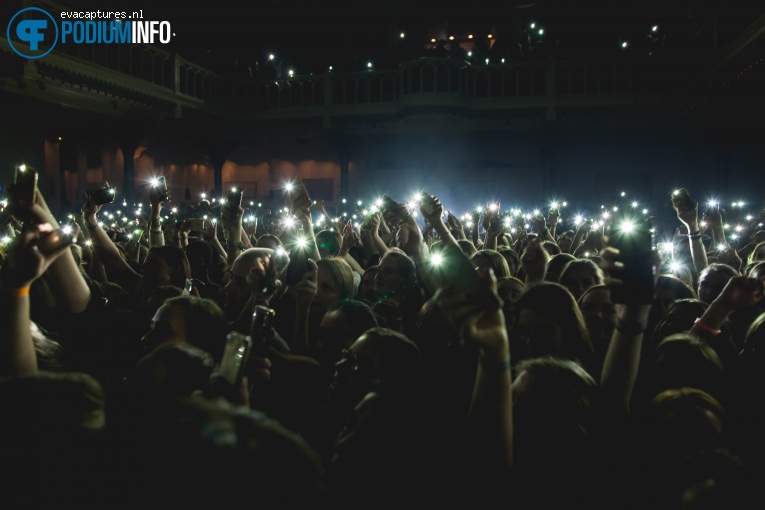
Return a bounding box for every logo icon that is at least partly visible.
[6,7,58,59]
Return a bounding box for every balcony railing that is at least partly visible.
[2,0,706,120]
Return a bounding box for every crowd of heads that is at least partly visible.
[1,176,764,508]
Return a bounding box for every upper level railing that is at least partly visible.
[2,0,708,119]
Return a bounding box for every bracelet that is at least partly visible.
[150,228,162,234]
[687,229,702,238]
[694,318,721,337]
[227,241,244,251]
[479,355,511,373]
[86,222,99,229]
[615,318,647,335]
[0,284,31,297]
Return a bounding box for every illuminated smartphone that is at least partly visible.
[608,220,656,305]
[184,218,205,232]
[285,238,312,286]
[13,166,38,204]
[671,189,694,210]
[37,225,79,255]
[218,332,253,387]
[227,186,243,213]
[91,186,117,206]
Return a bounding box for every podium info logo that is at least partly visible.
[6,7,171,60]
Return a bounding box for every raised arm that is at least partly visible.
[81,185,141,290]
[689,276,764,340]
[598,247,653,411]
[368,213,390,256]
[148,180,167,248]
[435,268,513,469]
[671,188,708,275]
[0,225,72,376]
[701,205,726,249]
[520,237,549,285]
[338,220,365,276]
[23,191,92,313]
[203,219,228,262]
[291,180,321,262]
[221,203,245,268]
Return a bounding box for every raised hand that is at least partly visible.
[716,276,765,310]
[82,181,110,223]
[446,212,465,239]
[531,213,546,233]
[419,194,444,226]
[293,258,318,309]
[0,224,73,288]
[520,237,549,283]
[670,188,699,230]
[203,218,219,242]
[702,207,723,230]
[339,220,354,256]
[434,267,508,358]
[369,212,382,233]
[548,207,560,229]
[246,251,284,306]
[716,244,742,272]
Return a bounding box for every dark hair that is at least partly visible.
[332,299,379,333]
[547,253,577,282]
[655,274,698,300]
[380,251,421,299]
[256,234,282,250]
[513,282,598,377]
[457,239,477,256]
[316,230,342,257]
[185,240,214,268]
[358,327,422,390]
[560,259,604,286]
[147,246,192,288]
[471,249,511,279]
[541,240,561,256]
[127,343,215,398]
[163,296,228,362]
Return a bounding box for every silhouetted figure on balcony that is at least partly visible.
[430,40,448,58]
[449,41,467,60]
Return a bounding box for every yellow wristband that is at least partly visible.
[0,284,31,297]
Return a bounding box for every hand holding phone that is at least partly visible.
[285,237,313,286]
[148,176,169,204]
[37,223,80,256]
[90,186,117,206]
[10,165,38,205]
[183,218,205,232]
[606,219,656,305]
[227,186,244,214]
[380,195,409,226]
[288,179,311,217]
[216,331,253,389]
[671,188,697,213]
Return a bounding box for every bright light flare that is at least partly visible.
[430,253,444,267]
